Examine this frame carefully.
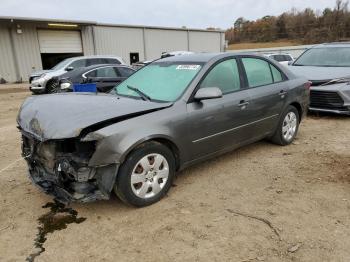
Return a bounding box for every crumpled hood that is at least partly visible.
[289,66,350,81]
[17,93,172,141]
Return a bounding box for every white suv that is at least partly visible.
[30,55,126,94]
[264,53,294,66]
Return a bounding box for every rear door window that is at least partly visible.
[69,59,86,69]
[271,55,283,62]
[117,67,135,77]
[284,55,293,61]
[242,58,273,87]
[270,64,283,82]
[86,58,106,66]
[104,58,121,65]
[85,67,120,78]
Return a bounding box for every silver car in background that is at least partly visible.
[265,53,294,66]
[289,42,350,115]
[29,55,126,94]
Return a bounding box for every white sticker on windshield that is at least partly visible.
[176,65,200,70]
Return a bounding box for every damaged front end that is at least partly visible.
[21,132,118,203]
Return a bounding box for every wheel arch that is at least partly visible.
[121,136,181,171]
[289,101,303,122]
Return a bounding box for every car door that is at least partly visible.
[241,57,289,136]
[186,58,256,160]
[84,66,125,92]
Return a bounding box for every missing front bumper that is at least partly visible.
[28,162,118,203]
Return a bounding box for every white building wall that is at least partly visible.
[81,26,95,56]
[93,26,145,64]
[144,29,188,60]
[11,24,42,81]
[189,31,222,52]
[0,25,17,82]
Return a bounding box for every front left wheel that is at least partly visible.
[114,142,176,207]
[46,80,60,93]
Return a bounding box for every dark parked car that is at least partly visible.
[289,42,350,115]
[18,53,309,207]
[55,64,135,93]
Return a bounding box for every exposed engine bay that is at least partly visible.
[21,132,118,203]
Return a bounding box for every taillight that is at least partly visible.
[304,81,312,90]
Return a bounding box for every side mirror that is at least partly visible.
[194,87,222,101]
[288,61,293,66]
[65,66,74,71]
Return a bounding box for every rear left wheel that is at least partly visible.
[114,142,175,207]
[270,105,300,146]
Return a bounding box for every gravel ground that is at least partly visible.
[0,88,349,262]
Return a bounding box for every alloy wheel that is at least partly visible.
[282,112,297,141]
[130,153,169,199]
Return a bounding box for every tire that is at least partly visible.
[46,80,60,94]
[114,141,176,207]
[270,105,300,146]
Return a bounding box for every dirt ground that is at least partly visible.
[0,85,349,262]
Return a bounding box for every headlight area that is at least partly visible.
[22,135,118,203]
[59,80,73,91]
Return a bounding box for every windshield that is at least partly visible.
[294,47,350,67]
[114,62,203,102]
[51,58,73,70]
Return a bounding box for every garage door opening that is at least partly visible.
[41,53,83,69]
[38,29,83,69]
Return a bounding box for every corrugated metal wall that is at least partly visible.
[0,25,17,82]
[0,21,224,83]
[189,31,222,52]
[144,29,188,60]
[94,26,145,64]
[81,26,95,56]
[11,24,42,82]
[93,26,223,63]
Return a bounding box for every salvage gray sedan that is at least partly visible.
[18,53,309,207]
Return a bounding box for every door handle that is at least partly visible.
[238,100,249,108]
[279,90,287,98]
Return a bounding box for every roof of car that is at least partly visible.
[80,64,132,71]
[59,64,134,79]
[157,52,267,63]
[65,55,124,62]
[265,53,292,56]
[313,42,350,48]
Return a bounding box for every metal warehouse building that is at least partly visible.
[0,16,225,83]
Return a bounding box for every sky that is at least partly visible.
[0,0,338,29]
